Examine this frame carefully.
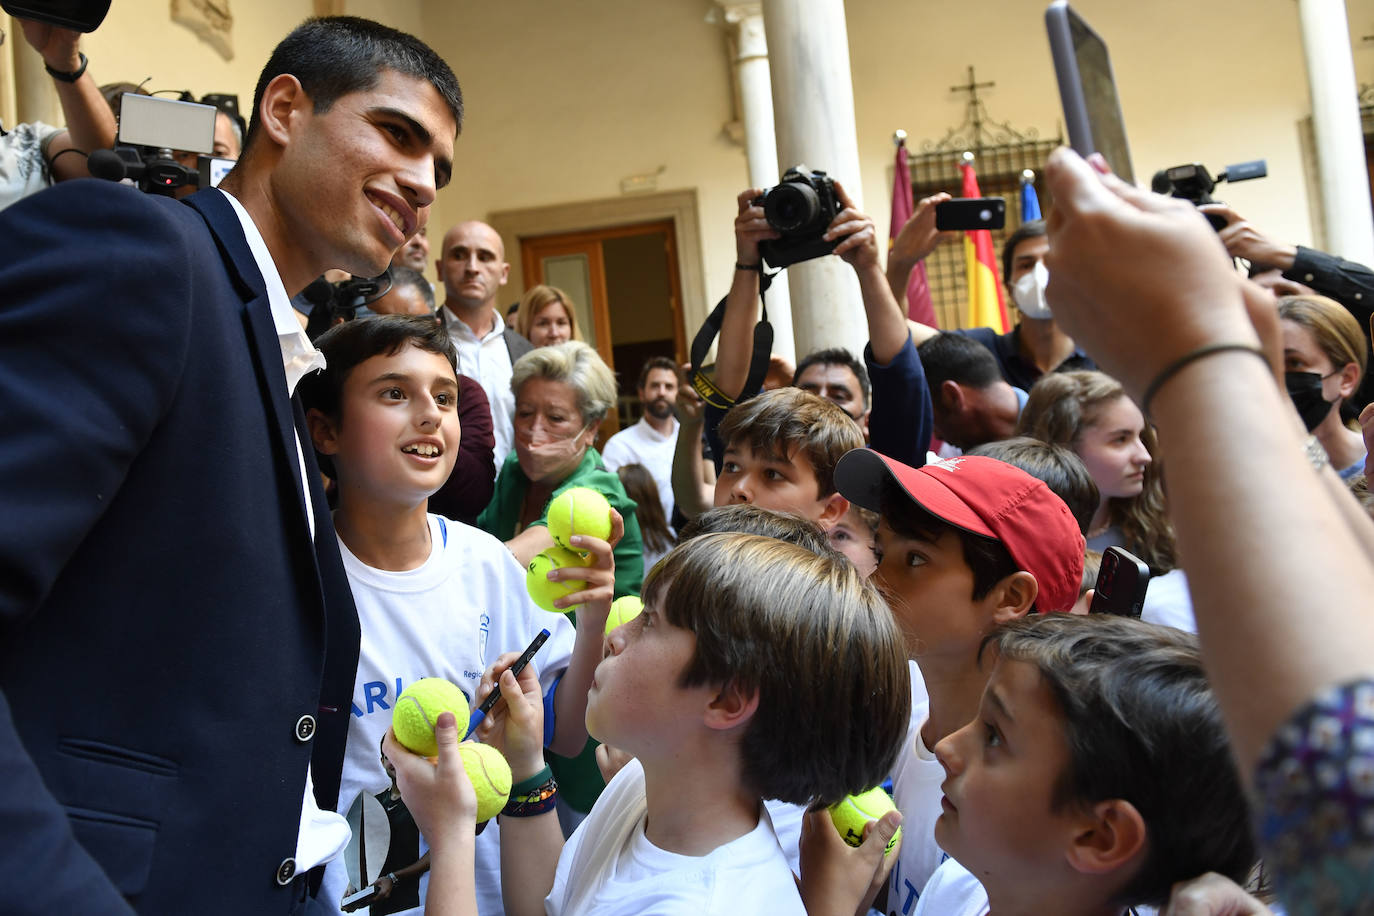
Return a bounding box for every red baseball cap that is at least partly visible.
[835,449,1085,613]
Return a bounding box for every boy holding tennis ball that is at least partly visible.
[388,532,912,916]
[299,316,618,916]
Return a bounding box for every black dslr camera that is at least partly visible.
[754,166,842,268]
[1151,160,1266,230]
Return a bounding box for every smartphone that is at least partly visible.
[1089,546,1150,618]
[117,93,218,155]
[340,885,380,911]
[0,0,111,32]
[1046,0,1134,184]
[935,197,1006,232]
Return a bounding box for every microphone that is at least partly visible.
[87,148,129,182]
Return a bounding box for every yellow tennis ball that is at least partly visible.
[526,546,591,612]
[392,678,469,758]
[546,487,613,550]
[829,786,901,855]
[605,595,644,636]
[457,741,513,823]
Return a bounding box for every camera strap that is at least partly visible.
[689,269,776,410]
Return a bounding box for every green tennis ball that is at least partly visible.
[526,546,591,612]
[546,487,613,550]
[457,741,512,823]
[605,595,644,636]
[829,786,901,855]
[392,678,469,758]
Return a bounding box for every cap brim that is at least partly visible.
[834,449,997,539]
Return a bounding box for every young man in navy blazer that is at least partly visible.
[0,16,461,914]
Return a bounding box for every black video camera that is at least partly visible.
[754,166,842,269]
[302,270,396,341]
[1151,160,1267,230]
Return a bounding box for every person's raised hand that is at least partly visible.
[1198,203,1297,270]
[1160,872,1274,916]
[18,18,82,72]
[798,806,902,916]
[594,742,634,783]
[1043,147,1257,401]
[382,713,477,848]
[891,192,957,267]
[735,188,779,266]
[826,180,880,271]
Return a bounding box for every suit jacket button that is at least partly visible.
[276,857,297,885]
[295,715,316,742]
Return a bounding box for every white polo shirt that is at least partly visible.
[442,306,517,473]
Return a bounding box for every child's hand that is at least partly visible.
[594,742,635,783]
[1161,872,1274,916]
[382,713,476,849]
[798,806,902,916]
[550,508,622,630]
[475,657,546,780]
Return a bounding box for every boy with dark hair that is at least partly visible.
[714,386,864,531]
[299,315,613,915]
[832,450,1085,914]
[384,531,912,916]
[918,613,1256,915]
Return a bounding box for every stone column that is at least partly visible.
[1297,0,1374,264]
[719,1,794,364]
[760,0,866,362]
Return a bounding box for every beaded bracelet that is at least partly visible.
[502,772,558,818]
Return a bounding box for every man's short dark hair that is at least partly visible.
[637,356,679,392]
[388,265,435,310]
[244,17,463,152]
[982,615,1256,908]
[918,332,1003,392]
[793,347,871,409]
[1001,219,1046,287]
[966,437,1099,537]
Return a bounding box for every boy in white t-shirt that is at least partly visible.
[383,531,913,916]
[299,315,614,915]
[914,614,1255,916]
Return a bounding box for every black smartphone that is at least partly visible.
[935,197,1006,232]
[1089,546,1150,618]
[0,0,111,32]
[1046,0,1134,184]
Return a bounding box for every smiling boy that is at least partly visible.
[300,315,613,916]
[917,614,1255,916]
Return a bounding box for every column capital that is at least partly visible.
[716,2,767,60]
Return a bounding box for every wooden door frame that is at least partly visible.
[519,236,614,361]
[488,188,703,363]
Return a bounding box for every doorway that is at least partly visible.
[520,220,686,435]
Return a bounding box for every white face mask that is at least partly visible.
[1012,261,1052,320]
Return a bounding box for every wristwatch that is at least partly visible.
[386,872,400,885]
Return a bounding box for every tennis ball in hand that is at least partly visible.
[526,546,591,612]
[392,678,470,758]
[605,595,644,636]
[546,487,613,550]
[829,786,901,855]
[457,741,513,823]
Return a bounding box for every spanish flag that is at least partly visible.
[960,158,1009,332]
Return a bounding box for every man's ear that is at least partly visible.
[818,492,851,529]
[306,407,340,456]
[703,679,760,733]
[1065,799,1147,876]
[989,570,1039,624]
[858,407,871,441]
[938,379,965,411]
[256,73,309,150]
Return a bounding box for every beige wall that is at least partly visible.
[7,0,1374,342]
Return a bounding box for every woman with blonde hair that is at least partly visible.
[1017,370,1177,571]
[514,284,582,348]
[1278,295,1368,479]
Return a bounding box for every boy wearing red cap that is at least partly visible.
[831,451,1085,916]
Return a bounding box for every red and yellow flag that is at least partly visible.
[960,159,1009,332]
[892,137,937,326]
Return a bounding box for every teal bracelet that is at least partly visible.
[510,764,553,797]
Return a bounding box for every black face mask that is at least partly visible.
[1285,370,1336,432]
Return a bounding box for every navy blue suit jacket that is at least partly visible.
[0,181,360,914]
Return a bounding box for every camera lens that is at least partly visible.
[764,182,820,233]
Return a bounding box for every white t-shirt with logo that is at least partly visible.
[320,513,577,916]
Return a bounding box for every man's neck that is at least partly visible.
[218,175,314,297]
[332,491,433,572]
[445,300,498,339]
[643,411,676,437]
[918,652,991,750]
[1016,318,1077,375]
[640,753,760,857]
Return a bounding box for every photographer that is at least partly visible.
[0,16,117,210]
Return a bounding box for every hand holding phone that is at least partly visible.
[934,197,1006,232]
[1089,546,1150,618]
